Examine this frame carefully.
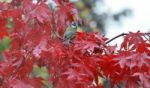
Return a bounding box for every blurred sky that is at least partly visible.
[104,0,150,36]
[94,0,150,45]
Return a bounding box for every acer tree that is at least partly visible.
[0,0,150,88]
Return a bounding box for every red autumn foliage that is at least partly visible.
[0,0,150,88]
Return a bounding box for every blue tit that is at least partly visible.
[64,22,78,45]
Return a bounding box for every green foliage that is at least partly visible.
[32,65,49,80]
[0,36,11,52]
[7,17,13,33]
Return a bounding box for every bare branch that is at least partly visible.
[106,33,128,44]
[106,32,150,44]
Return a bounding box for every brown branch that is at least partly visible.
[144,32,150,42]
[106,32,150,44]
[145,32,150,35]
[106,33,128,44]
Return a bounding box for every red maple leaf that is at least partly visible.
[120,31,146,51]
[22,0,52,23]
[133,72,150,88]
[0,29,8,39]
[114,51,150,69]
[126,77,139,88]
[99,55,120,77]
[0,15,8,39]
[74,32,107,55]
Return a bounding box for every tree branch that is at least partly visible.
[106,33,128,44]
[106,32,150,44]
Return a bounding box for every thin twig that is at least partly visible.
[144,32,150,42]
[106,33,128,44]
[144,32,150,35]
[143,35,149,41]
[106,32,150,44]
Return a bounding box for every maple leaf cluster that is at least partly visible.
[0,0,150,88]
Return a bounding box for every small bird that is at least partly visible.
[64,22,78,46]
